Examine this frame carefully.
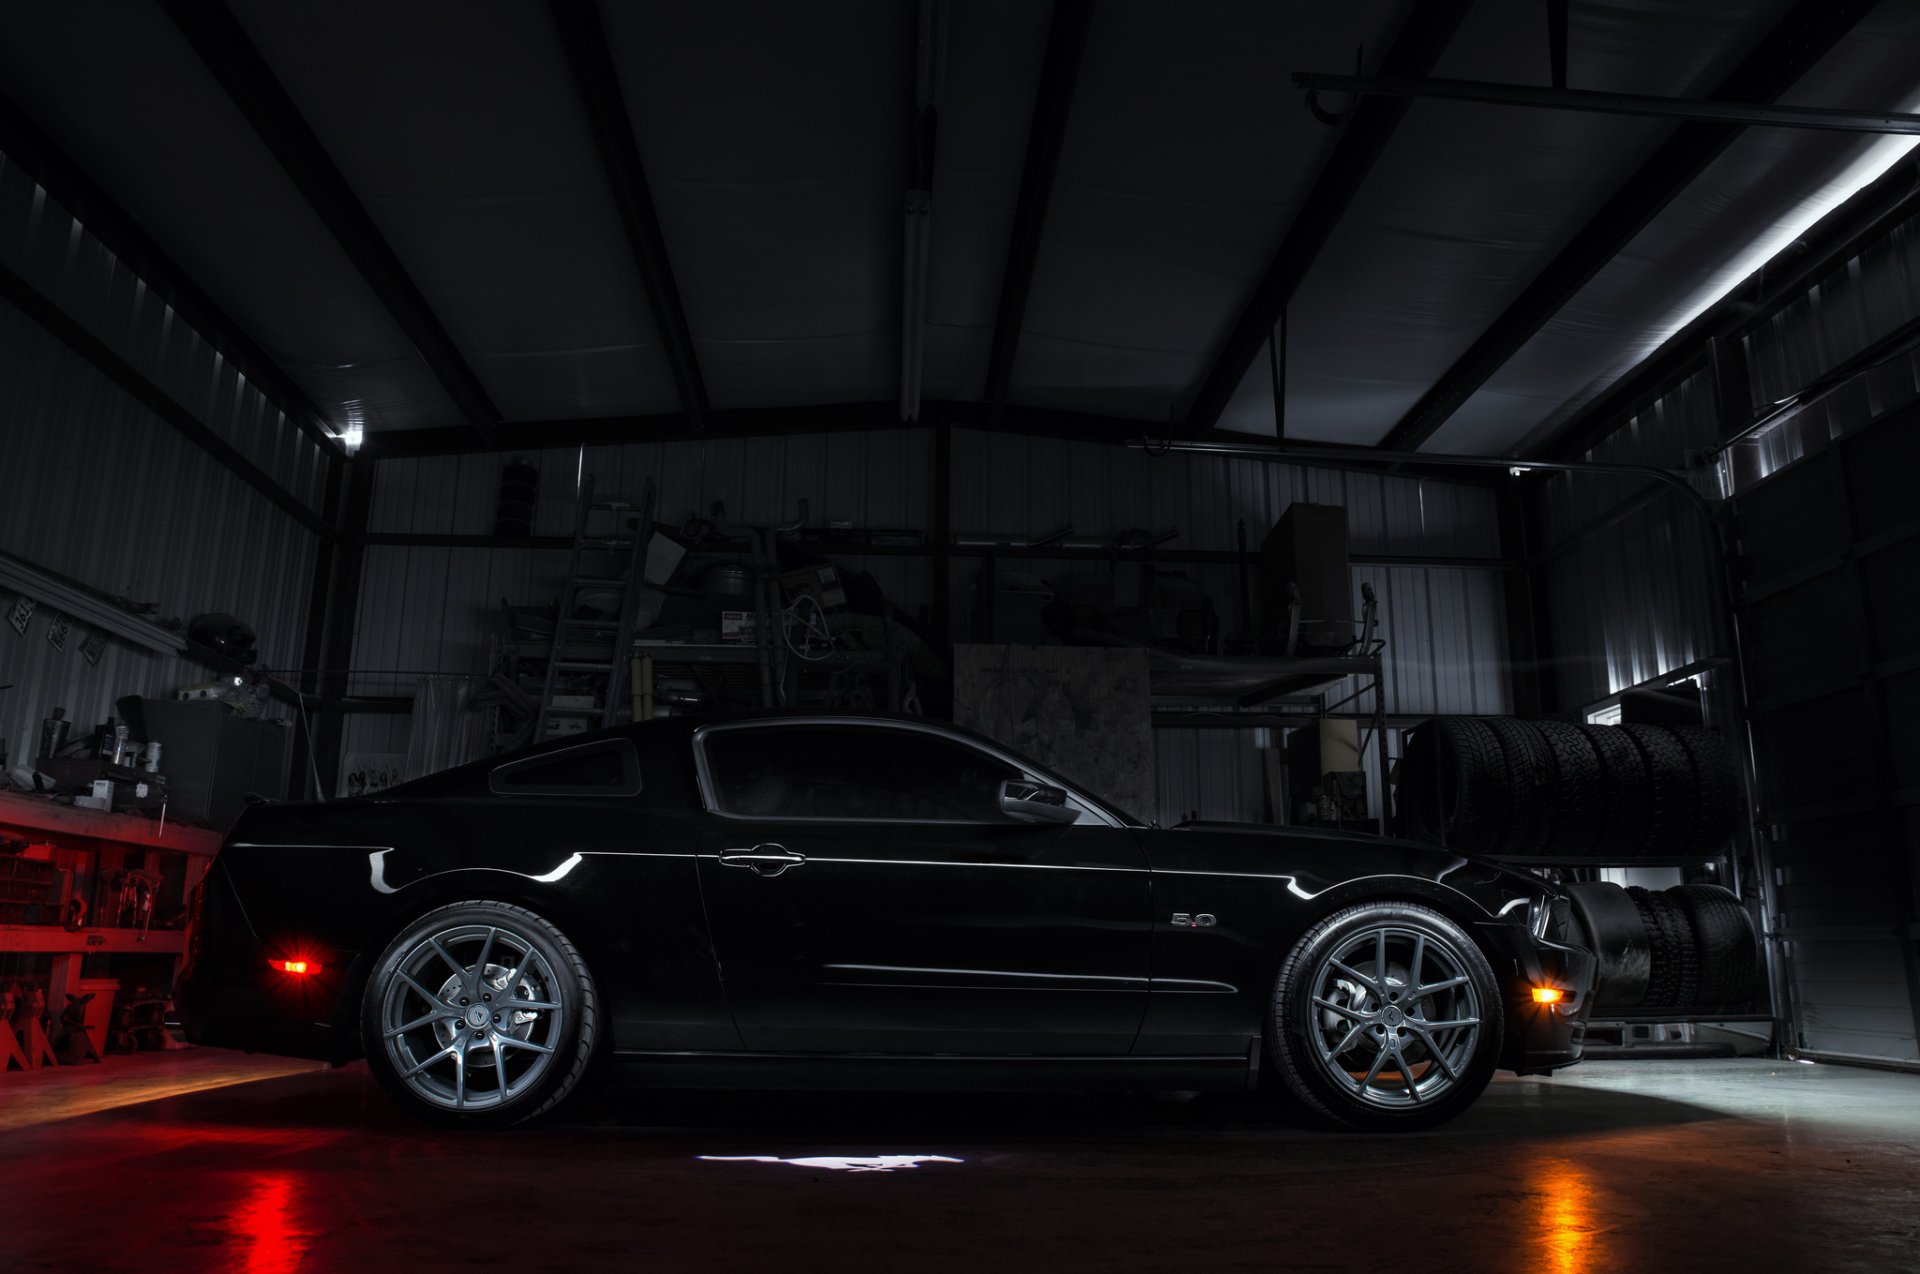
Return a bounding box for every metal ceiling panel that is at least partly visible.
[227,0,684,424]
[1006,0,1404,423]
[0,1,461,434]
[1214,0,1794,442]
[597,0,912,411]
[1426,2,1920,456]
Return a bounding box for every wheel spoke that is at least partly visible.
[453,1044,467,1108]
[1311,995,1371,1023]
[427,936,465,982]
[504,943,541,992]
[473,926,499,991]
[497,998,558,1013]
[1416,1017,1481,1031]
[1410,974,1470,999]
[1406,1025,1459,1082]
[1356,1038,1391,1092]
[400,1042,457,1080]
[384,1009,448,1040]
[396,970,448,1007]
[1325,1021,1369,1058]
[1328,958,1378,994]
[491,1036,509,1096]
[497,1035,555,1056]
[1373,929,1388,990]
[1408,933,1426,994]
[1395,1040,1421,1104]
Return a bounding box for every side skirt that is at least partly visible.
[606,1050,1256,1092]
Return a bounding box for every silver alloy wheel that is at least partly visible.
[379,923,564,1111]
[1305,923,1484,1109]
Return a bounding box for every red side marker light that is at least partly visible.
[271,959,321,976]
[1531,986,1564,1005]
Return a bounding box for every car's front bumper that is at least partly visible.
[1495,928,1597,1075]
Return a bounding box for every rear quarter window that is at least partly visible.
[490,739,643,797]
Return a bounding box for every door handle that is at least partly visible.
[718,844,806,877]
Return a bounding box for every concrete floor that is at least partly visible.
[2,1051,1917,1272]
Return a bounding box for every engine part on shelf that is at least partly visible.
[187,612,257,665]
[1398,717,1741,858]
[1564,882,1651,1009]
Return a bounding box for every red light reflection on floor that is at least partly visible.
[228,1173,317,1274]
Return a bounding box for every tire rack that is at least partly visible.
[1488,848,1778,1043]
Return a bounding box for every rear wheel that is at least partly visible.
[1268,902,1503,1131]
[362,901,597,1128]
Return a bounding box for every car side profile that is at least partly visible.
[180,711,1596,1131]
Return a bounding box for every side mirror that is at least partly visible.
[999,779,1079,825]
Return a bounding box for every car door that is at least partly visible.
[693,719,1151,1055]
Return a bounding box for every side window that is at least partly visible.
[491,739,642,797]
[702,726,1021,822]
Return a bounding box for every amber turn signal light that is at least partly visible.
[271,959,321,976]
[1531,986,1564,1004]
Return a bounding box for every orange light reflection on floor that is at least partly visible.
[1536,1157,1602,1274]
[229,1173,317,1274]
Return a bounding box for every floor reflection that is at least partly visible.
[1535,1156,1605,1274]
[228,1173,316,1274]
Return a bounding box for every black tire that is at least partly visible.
[1535,721,1602,857]
[1401,718,1508,851]
[1581,726,1650,858]
[1623,725,1699,858]
[1672,727,1742,854]
[1669,884,1757,1006]
[1563,882,1650,1011]
[1267,901,1503,1132]
[1485,718,1557,855]
[1626,886,1698,1008]
[362,900,598,1129]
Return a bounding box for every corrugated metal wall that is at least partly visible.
[1536,201,1920,1066]
[0,149,323,771]
[1533,369,1726,713]
[354,429,1513,820]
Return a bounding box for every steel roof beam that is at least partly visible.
[358,398,1498,484]
[1180,0,1473,435]
[548,0,709,431]
[1293,73,1920,138]
[0,88,341,457]
[982,0,1090,426]
[1375,0,1878,454]
[159,0,501,447]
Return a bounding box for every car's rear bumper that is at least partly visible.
[178,865,356,1064]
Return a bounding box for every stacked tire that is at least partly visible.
[1563,882,1759,1011]
[1398,717,1740,857]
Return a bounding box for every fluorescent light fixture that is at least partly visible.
[341,423,364,452]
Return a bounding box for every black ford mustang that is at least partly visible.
[180,711,1595,1131]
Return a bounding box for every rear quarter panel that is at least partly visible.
[214,796,733,1057]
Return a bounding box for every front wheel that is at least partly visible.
[362,901,598,1128]
[1268,901,1502,1131]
